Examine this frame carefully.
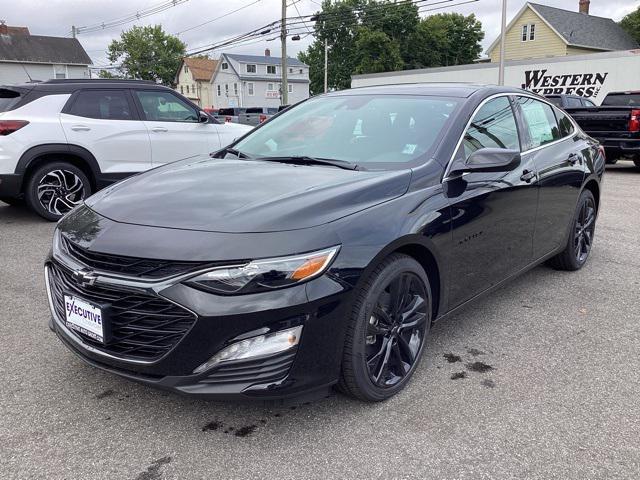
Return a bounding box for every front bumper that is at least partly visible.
[45,257,352,401]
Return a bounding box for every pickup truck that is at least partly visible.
[237,107,279,126]
[560,91,640,166]
[545,94,596,109]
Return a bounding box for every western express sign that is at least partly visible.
[521,69,609,98]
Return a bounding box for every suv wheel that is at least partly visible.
[548,190,597,271]
[25,162,91,221]
[338,254,431,402]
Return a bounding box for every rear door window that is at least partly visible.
[516,97,561,150]
[461,96,520,159]
[135,90,198,122]
[554,109,575,138]
[601,93,640,106]
[69,90,133,120]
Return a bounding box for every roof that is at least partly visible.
[0,34,92,65]
[238,76,308,83]
[3,26,30,35]
[182,57,218,81]
[340,83,499,98]
[225,53,306,67]
[529,3,639,51]
[4,79,172,94]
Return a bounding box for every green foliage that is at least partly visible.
[619,6,640,44]
[97,70,119,79]
[298,0,485,94]
[106,25,186,85]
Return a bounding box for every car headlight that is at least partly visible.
[185,246,340,295]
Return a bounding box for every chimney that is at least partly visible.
[265,48,271,57]
[579,0,590,14]
[0,20,7,35]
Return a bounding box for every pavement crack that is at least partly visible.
[134,456,171,480]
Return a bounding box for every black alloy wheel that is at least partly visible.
[548,189,597,271]
[25,162,92,221]
[338,254,431,401]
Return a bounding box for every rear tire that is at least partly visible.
[24,162,91,221]
[547,189,597,271]
[633,157,640,169]
[337,254,432,402]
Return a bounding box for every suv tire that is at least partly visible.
[337,254,432,402]
[25,162,91,221]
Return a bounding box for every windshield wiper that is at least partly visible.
[255,155,359,171]
[211,147,252,159]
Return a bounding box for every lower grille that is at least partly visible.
[48,262,196,361]
[202,350,297,385]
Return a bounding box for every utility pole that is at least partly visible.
[72,25,76,38]
[281,0,288,105]
[324,39,328,93]
[498,0,507,85]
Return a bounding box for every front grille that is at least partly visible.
[61,236,212,279]
[48,262,196,361]
[202,350,297,385]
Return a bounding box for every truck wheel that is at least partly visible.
[634,157,640,169]
[25,162,91,221]
[605,157,618,165]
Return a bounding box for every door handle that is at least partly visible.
[520,169,536,183]
[567,153,580,165]
[151,127,168,133]
[71,125,91,131]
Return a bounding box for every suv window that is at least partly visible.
[135,90,198,122]
[69,90,133,120]
[582,99,596,107]
[517,97,560,150]
[546,96,562,108]
[0,88,22,112]
[554,109,575,138]
[566,97,582,108]
[461,96,520,159]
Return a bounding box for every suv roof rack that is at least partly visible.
[42,79,158,85]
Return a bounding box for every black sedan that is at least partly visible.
[45,84,604,402]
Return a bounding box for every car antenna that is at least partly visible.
[21,64,34,83]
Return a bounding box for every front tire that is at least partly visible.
[24,162,91,221]
[338,254,432,402]
[548,190,597,271]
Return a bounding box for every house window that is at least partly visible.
[192,84,195,93]
[234,83,238,95]
[246,64,256,73]
[288,84,293,93]
[217,85,221,96]
[247,82,254,96]
[522,24,535,41]
[53,64,67,79]
[299,69,303,74]
[221,62,228,70]
[289,68,293,73]
[267,65,276,74]
[267,83,274,91]
[180,85,184,94]
[186,85,189,94]
[225,84,229,94]
[184,66,189,73]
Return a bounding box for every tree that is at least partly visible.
[619,6,640,44]
[298,0,485,94]
[105,25,186,85]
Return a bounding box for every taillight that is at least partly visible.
[0,120,29,136]
[225,116,232,123]
[259,114,267,123]
[630,109,640,133]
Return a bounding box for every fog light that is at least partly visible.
[193,326,302,374]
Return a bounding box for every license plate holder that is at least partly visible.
[63,294,112,344]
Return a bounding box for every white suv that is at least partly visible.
[0,79,252,220]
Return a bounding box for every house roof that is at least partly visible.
[0,34,92,65]
[182,57,218,81]
[529,3,639,51]
[487,2,639,54]
[225,53,307,67]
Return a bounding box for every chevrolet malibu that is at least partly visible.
[45,84,604,402]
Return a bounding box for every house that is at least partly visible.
[0,23,91,84]
[211,50,309,108]
[175,57,218,108]
[486,1,639,63]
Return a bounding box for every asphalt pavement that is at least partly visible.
[1,162,639,479]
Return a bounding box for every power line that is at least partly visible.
[174,0,263,36]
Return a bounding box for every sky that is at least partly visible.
[4,0,639,70]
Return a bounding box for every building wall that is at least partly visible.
[175,65,214,108]
[351,50,640,105]
[0,62,89,84]
[489,7,567,62]
[566,46,603,56]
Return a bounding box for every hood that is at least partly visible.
[86,156,411,233]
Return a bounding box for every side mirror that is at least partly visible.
[451,148,521,175]
[198,111,210,123]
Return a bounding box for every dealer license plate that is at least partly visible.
[64,295,104,343]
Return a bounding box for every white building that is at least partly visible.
[351,49,640,105]
[211,50,309,108]
[0,24,91,84]
[174,57,217,108]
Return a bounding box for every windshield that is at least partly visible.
[233,94,460,169]
[602,93,640,107]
